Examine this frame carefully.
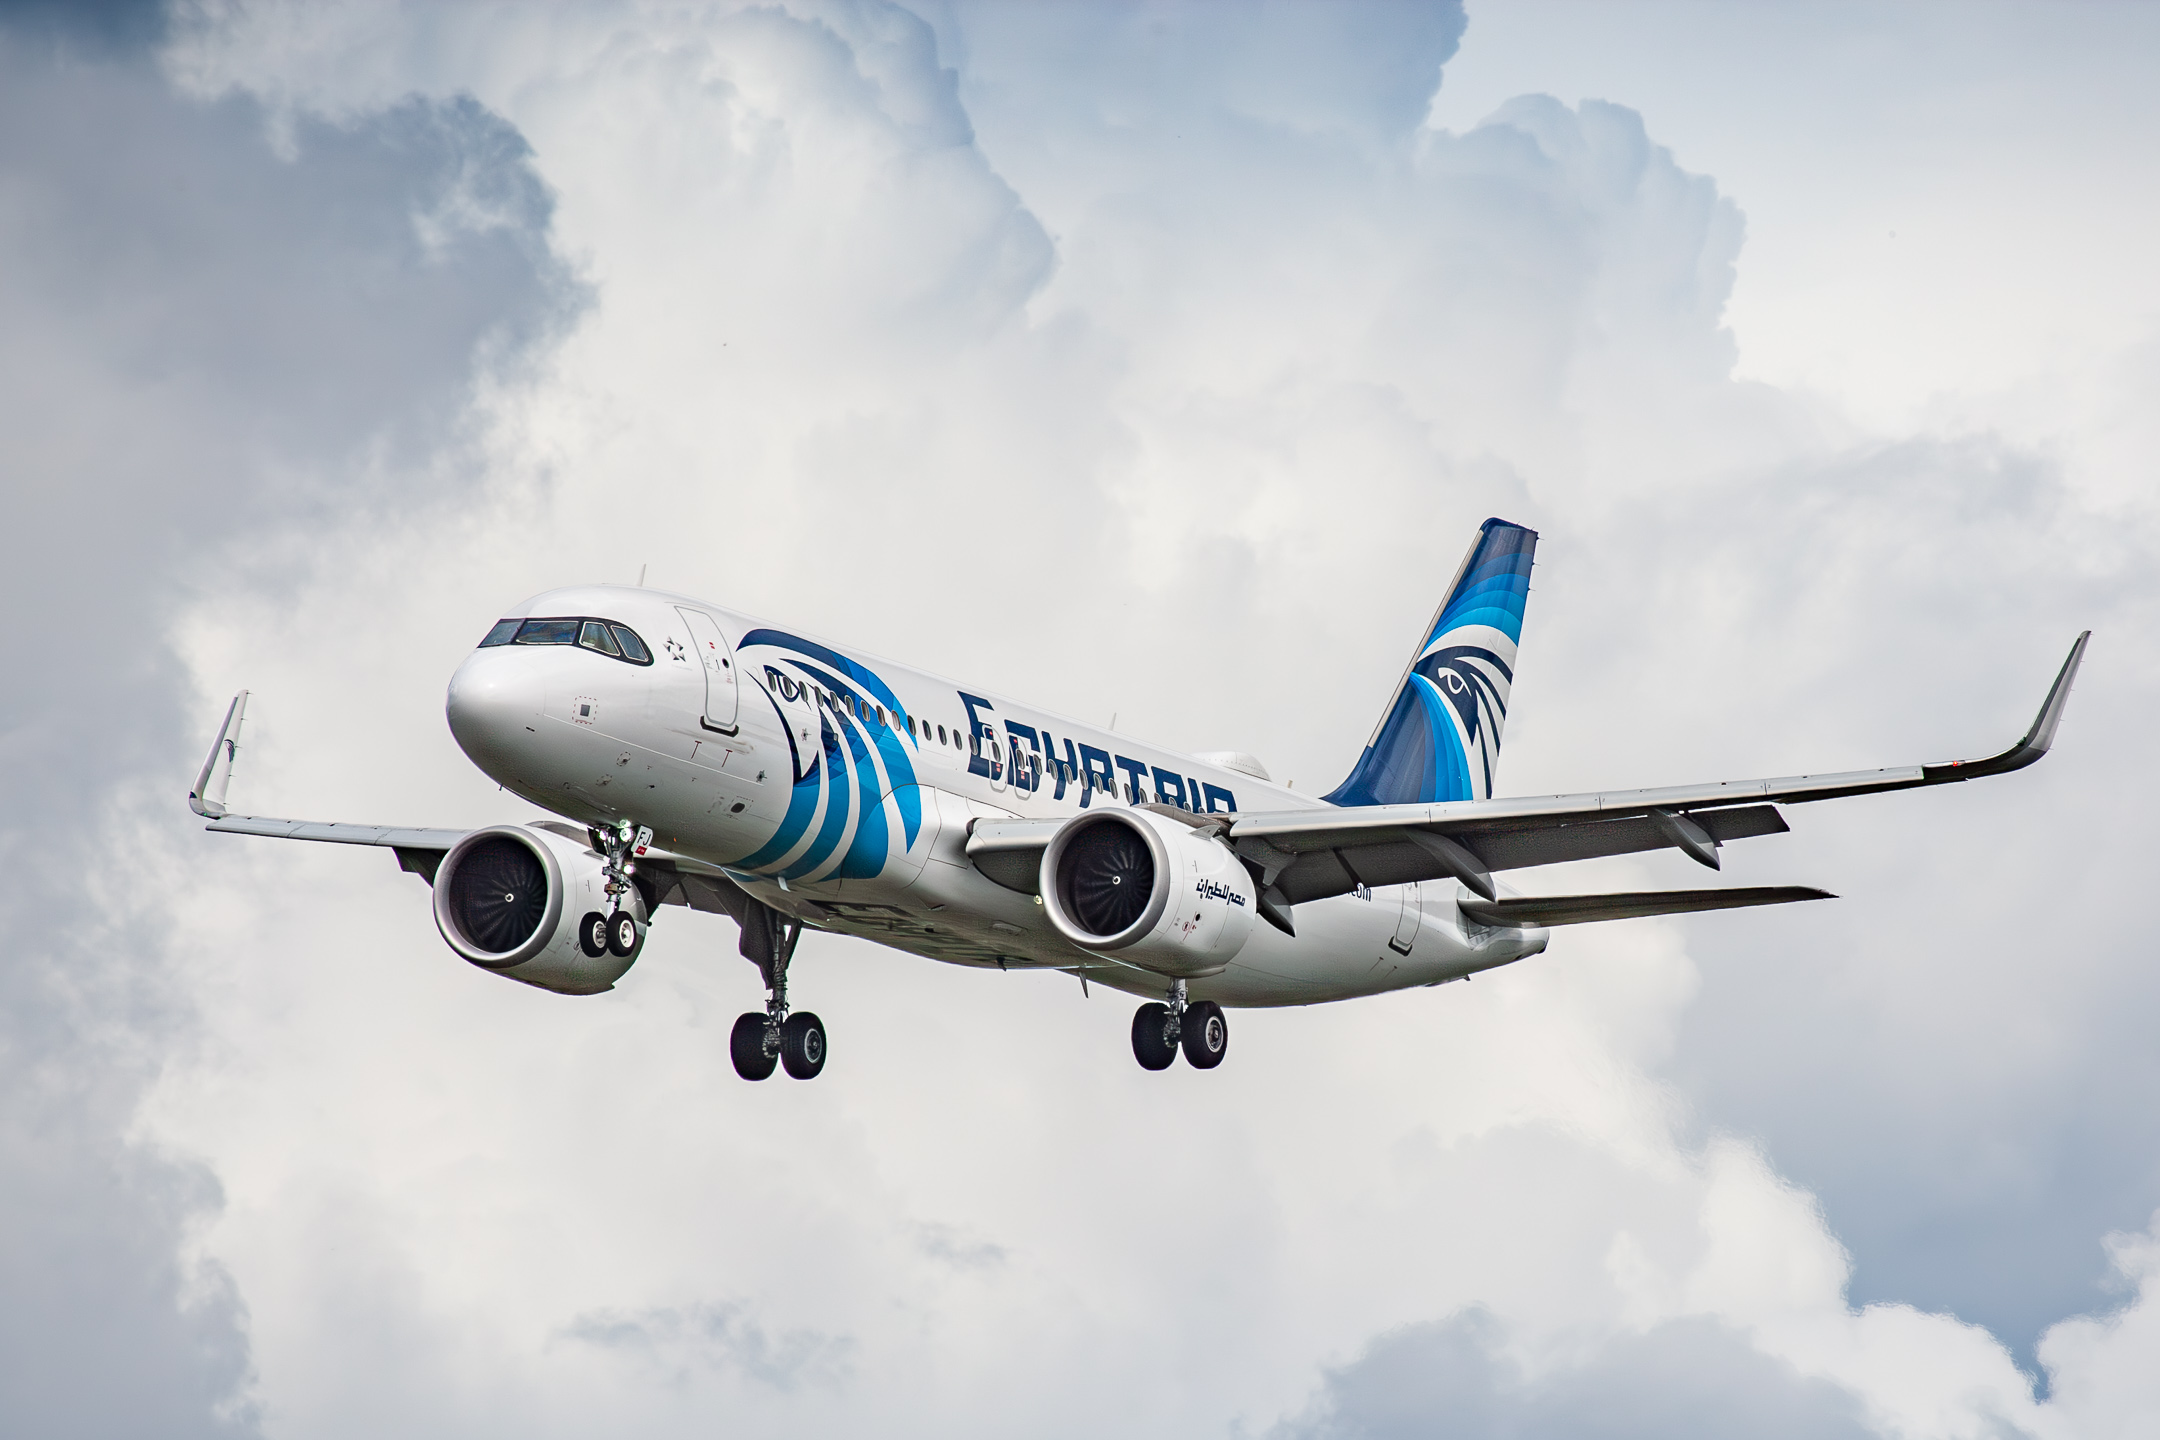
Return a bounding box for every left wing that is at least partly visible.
[968,632,2088,927]
[1227,631,2086,907]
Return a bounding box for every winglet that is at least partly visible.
[1923,632,2089,783]
[189,691,249,818]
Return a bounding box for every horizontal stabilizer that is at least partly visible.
[1459,885,1834,928]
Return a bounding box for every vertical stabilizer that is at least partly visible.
[1325,519,1537,807]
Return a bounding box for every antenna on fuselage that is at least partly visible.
[637,564,648,587]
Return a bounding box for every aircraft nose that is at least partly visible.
[446,648,541,779]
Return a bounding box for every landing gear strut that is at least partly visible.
[730,902,826,1081]
[1130,981,1230,1071]
[590,818,651,957]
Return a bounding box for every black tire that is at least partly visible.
[606,909,641,958]
[780,1011,827,1080]
[578,911,610,958]
[1131,1002,1178,1070]
[1181,1000,1229,1069]
[730,1013,777,1080]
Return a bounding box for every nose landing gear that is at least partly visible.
[730,901,826,1081]
[1129,980,1230,1071]
[585,818,653,957]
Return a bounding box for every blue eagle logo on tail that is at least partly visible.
[1325,519,1537,808]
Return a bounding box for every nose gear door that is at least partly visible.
[677,608,740,733]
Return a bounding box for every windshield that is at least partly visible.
[477,616,654,665]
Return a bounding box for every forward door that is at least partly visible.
[676,607,740,733]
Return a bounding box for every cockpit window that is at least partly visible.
[501,616,655,665]
[514,618,581,646]
[578,620,622,657]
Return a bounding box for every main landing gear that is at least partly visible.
[730,902,826,1081]
[1131,979,1229,1072]
[579,817,652,959]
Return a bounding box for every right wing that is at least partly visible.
[187,690,752,917]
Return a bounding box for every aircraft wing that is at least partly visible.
[969,632,2087,923]
[1226,631,2086,906]
[188,689,751,915]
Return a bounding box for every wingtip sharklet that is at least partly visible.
[188,690,249,819]
[1924,630,2089,783]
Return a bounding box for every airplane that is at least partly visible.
[190,519,2089,1080]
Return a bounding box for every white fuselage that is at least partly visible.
[445,585,1545,1006]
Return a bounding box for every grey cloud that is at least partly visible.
[1560,436,2160,1364]
[936,0,1466,141]
[1272,1310,1874,1440]
[54,4,2159,1433]
[0,0,165,54]
[940,1,2158,1384]
[0,29,576,1436]
[913,1220,1009,1270]
[561,1301,855,1391]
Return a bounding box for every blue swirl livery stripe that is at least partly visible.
[731,685,824,871]
[831,717,890,880]
[1426,523,1535,647]
[1326,518,1538,808]
[740,628,914,733]
[729,631,924,879]
[793,659,922,850]
[780,713,856,880]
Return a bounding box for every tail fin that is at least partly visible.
[1325,519,1538,807]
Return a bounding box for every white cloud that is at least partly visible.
[0,17,576,1433]
[2,2,2150,1436]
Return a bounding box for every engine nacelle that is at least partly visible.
[432,824,644,995]
[1040,809,1257,978]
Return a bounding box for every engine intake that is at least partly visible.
[1041,810,1257,977]
[432,824,641,994]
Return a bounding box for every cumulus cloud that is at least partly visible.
[561,1300,854,1390]
[6,1,2155,1437]
[0,13,574,1433]
[1274,1310,1871,1440]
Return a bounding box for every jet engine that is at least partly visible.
[431,824,644,995]
[1039,809,1257,977]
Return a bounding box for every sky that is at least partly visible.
[3,2,2157,1436]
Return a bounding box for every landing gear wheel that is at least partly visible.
[606,909,641,958]
[730,1013,777,1080]
[578,911,610,958]
[1131,1002,1178,1070]
[1181,1000,1228,1069]
[780,1012,827,1079]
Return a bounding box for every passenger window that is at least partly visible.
[480,619,521,647]
[515,618,580,645]
[579,621,622,656]
[937,725,947,744]
[610,626,652,663]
